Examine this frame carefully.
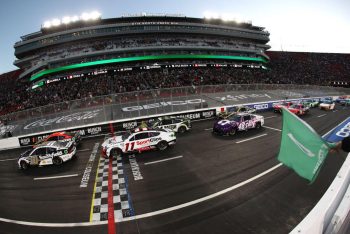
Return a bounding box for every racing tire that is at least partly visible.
[20,161,29,170]
[255,122,261,129]
[52,157,63,166]
[157,141,168,151]
[110,148,122,159]
[178,126,186,134]
[229,128,236,136]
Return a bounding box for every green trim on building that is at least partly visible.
[30,54,268,81]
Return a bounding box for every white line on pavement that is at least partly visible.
[235,134,268,143]
[0,158,17,162]
[33,174,79,181]
[333,110,338,112]
[263,126,282,132]
[144,155,183,165]
[317,114,327,118]
[77,148,91,152]
[264,116,278,119]
[204,128,212,131]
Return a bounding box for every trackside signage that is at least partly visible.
[323,117,350,142]
[122,99,205,112]
[18,109,216,146]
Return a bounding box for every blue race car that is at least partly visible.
[212,113,264,136]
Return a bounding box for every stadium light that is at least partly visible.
[81,12,91,21]
[41,11,101,29]
[62,16,71,24]
[90,11,101,20]
[71,15,79,22]
[51,18,61,26]
[43,21,52,28]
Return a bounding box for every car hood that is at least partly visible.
[102,136,123,147]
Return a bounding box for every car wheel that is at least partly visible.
[20,161,29,170]
[229,128,236,136]
[178,126,186,134]
[157,141,168,151]
[255,122,261,129]
[52,157,63,166]
[110,148,122,158]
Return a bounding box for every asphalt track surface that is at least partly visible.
[0,105,349,234]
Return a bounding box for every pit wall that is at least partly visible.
[0,95,348,233]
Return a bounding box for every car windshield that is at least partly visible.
[324,100,333,104]
[228,115,241,122]
[122,131,131,141]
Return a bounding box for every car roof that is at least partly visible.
[36,141,64,148]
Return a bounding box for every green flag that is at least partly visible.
[278,107,330,183]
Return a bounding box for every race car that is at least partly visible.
[213,113,264,136]
[288,104,310,115]
[217,105,256,119]
[301,99,319,108]
[101,128,176,158]
[34,131,81,147]
[319,100,335,110]
[272,101,294,113]
[18,141,77,170]
[149,117,191,133]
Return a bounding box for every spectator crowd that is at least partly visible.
[1,51,349,117]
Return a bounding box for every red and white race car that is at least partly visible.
[288,104,309,115]
[101,128,176,158]
[273,101,294,113]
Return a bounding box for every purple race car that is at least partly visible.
[212,113,265,136]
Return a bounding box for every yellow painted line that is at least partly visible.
[89,154,102,222]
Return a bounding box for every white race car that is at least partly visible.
[150,117,191,133]
[102,128,176,158]
[18,141,76,170]
[319,100,335,110]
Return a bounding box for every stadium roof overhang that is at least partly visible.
[29,54,268,82]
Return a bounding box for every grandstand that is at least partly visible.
[14,14,270,83]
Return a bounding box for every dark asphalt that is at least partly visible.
[0,105,349,234]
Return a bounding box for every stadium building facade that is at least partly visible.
[13,14,270,86]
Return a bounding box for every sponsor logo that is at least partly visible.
[253,103,269,110]
[121,99,205,112]
[216,94,271,102]
[87,126,102,135]
[20,138,30,145]
[202,111,214,118]
[137,139,150,145]
[175,113,200,120]
[123,121,137,130]
[129,154,143,180]
[0,124,16,136]
[335,122,350,138]
[24,109,102,129]
[80,143,99,188]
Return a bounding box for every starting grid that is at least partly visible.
[90,154,134,222]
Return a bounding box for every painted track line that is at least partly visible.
[204,128,212,131]
[317,114,327,118]
[144,156,183,165]
[264,116,278,119]
[264,126,282,132]
[77,148,91,152]
[235,134,268,143]
[0,163,283,226]
[33,174,79,181]
[0,158,17,162]
[89,155,102,222]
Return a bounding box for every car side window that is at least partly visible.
[58,136,65,140]
[47,147,56,154]
[48,136,57,141]
[163,119,173,125]
[135,132,149,140]
[32,148,46,156]
[243,115,251,121]
[149,132,160,137]
[129,136,135,141]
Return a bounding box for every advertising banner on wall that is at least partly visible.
[18,109,216,146]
